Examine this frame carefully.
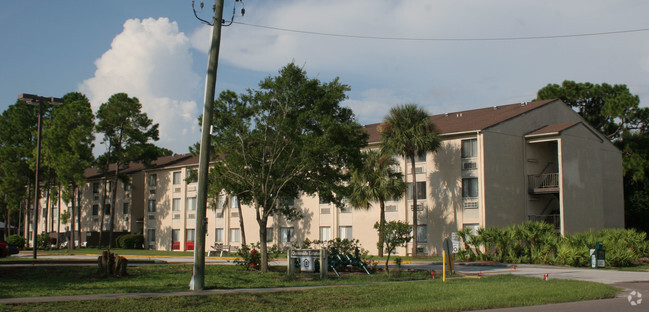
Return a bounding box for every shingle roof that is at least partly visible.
[84,153,195,179]
[365,99,558,143]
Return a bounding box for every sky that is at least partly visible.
[2,1,649,155]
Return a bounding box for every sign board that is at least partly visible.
[292,249,320,257]
[450,232,460,254]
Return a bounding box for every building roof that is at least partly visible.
[365,99,558,143]
[86,99,562,176]
[84,153,194,180]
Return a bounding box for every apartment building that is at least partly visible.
[32,99,624,256]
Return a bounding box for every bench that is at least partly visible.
[208,244,231,257]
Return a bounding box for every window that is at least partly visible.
[172,171,181,185]
[339,226,353,240]
[280,227,294,243]
[187,197,197,211]
[281,197,295,206]
[147,229,156,244]
[172,229,180,250]
[104,204,111,215]
[123,182,130,192]
[230,196,238,209]
[93,182,100,194]
[462,178,479,198]
[172,198,181,211]
[186,229,195,242]
[215,228,224,242]
[461,139,478,158]
[148,174,157,187]
[106,181,112,193]
[266,228,274,242]
[417,225,428,243]
[42,208,46,219]
[320,226,331,241]
[407,182,427,200]
[188,169,198,183]
[230,228,241,242]
[415,151,426,163]
[92,204,99,216]
[123,203,129,214]
[147,199,156,212]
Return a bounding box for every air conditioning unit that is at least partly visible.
[173,214,180,220]
[231,212,239,218]
[385,205,397,212]
[320,208,330,215]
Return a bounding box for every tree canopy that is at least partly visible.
[207,63,368,271]
[348,149,405,257]
[95,93,168,248]
[379,104,440,257]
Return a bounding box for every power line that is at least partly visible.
[233,22,649,42]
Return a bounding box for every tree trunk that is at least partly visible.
[237,199,246,245]
[258,212,269,273]
[76,187,81,249]
[71,184,76,250]
[410,155,418,257]
[57,184,61,248]
[108,162,120,249]
[378,198,385,257]
[98,178,107,249]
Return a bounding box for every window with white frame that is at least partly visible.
[172,198,181,211]
[461,139,478,158]
[320,226,331,241]
[280,227,294,243]
[147,200,156,212]
[230,228,241,242]
[417,225,428,243]
[462,178,479,198]
[172,171,181,185]
[415,150,426,162]
[215,228,224,242]
[147,229,156,245]
[186,197,197,211]
[148,174,157,187]
[230,196,238,209]
[339,226,353,240]
[407,182,426,200]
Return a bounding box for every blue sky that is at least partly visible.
[2,1,649,154]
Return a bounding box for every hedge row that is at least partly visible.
[457,222,649,267]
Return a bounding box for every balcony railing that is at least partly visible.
[528,173,559,194]
[528,214,560,230]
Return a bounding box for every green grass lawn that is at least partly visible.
[0,264,430,298]
[1,273,618,312]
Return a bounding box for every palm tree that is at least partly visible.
[379,104,440,257]
[348,149,406,257]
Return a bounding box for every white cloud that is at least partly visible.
[190,0,649,122]
[80,17,200,154]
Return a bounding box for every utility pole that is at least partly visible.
[190,0,225,291]
[17,93,63,259]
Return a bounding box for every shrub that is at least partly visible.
[6,234,26,249]
[37,233,52,250]
[236,243,261,270]
[117,234,144,249]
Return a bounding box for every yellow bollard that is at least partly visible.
[442,250,446,282]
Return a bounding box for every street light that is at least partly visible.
[18,93,63,259]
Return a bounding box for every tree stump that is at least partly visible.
[97,250,128,277]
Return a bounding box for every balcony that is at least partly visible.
[528,173,559,194]
[528,214,560,231]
